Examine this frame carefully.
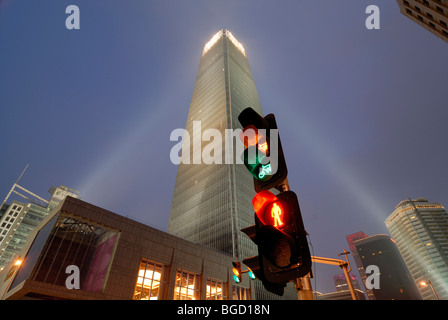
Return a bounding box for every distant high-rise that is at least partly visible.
[167,29,296,299]
[396,0,448,43]
[354,234,422,300]
[346,231,373,299]
[333,273,363,292]
[385,198,448,300]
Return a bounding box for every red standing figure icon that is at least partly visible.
[270,203,284,228]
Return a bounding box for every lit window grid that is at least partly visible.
[232,285,250,300]
[133,259,165,300]
[174,269,201,300]
[0,204,23,245]
[206,278,225,300]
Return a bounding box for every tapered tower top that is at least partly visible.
[202,29,246,56]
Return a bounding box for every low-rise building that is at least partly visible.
[0,196,252,300]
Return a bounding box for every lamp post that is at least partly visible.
[420,280,439,300]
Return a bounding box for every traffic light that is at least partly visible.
[252,190,311,282]
[238,107,312,296]
[232,261,256,283]
[232,261,242,283]
[238,107,287,192]
[247,267,256,280]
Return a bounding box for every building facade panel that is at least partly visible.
[397,0,448,42]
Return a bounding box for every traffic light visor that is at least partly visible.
[252,190,278,221]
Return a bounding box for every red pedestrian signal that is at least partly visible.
[252,190,312,283]
[268,202,284,228]
[252,190,291,230]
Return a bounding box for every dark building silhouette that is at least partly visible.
[354,234,422,300]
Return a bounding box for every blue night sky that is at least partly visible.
[1,1,447,295]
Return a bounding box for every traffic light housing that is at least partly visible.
[253,190,312,282]
[238,107,312,296]
[232,261,242,283]
[241,190,311,295]
[238,107,288,192]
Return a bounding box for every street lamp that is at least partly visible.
[420,280,439,300]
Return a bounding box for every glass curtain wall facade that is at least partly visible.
[385,198,448,300]
[168,29,279,299]
[0,185,80,271]
[0,203,49,270]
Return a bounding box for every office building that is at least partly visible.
[0,184,80,271]
[333,273,363,293]
[346,231,373,299]
[397,0,448,43]
[354,234,422,300]
[385,198,448,300]
[167,29,296,299]
[0,196,253,300]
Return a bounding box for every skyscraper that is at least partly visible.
[396,0,448,43]
[354,234,422,300]
[385,198,448,300]
[168,29,295,299]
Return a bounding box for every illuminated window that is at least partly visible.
[232,285,250,300]
[206,278,225,300]
[174,269,200,300]
[134,259,165,300]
